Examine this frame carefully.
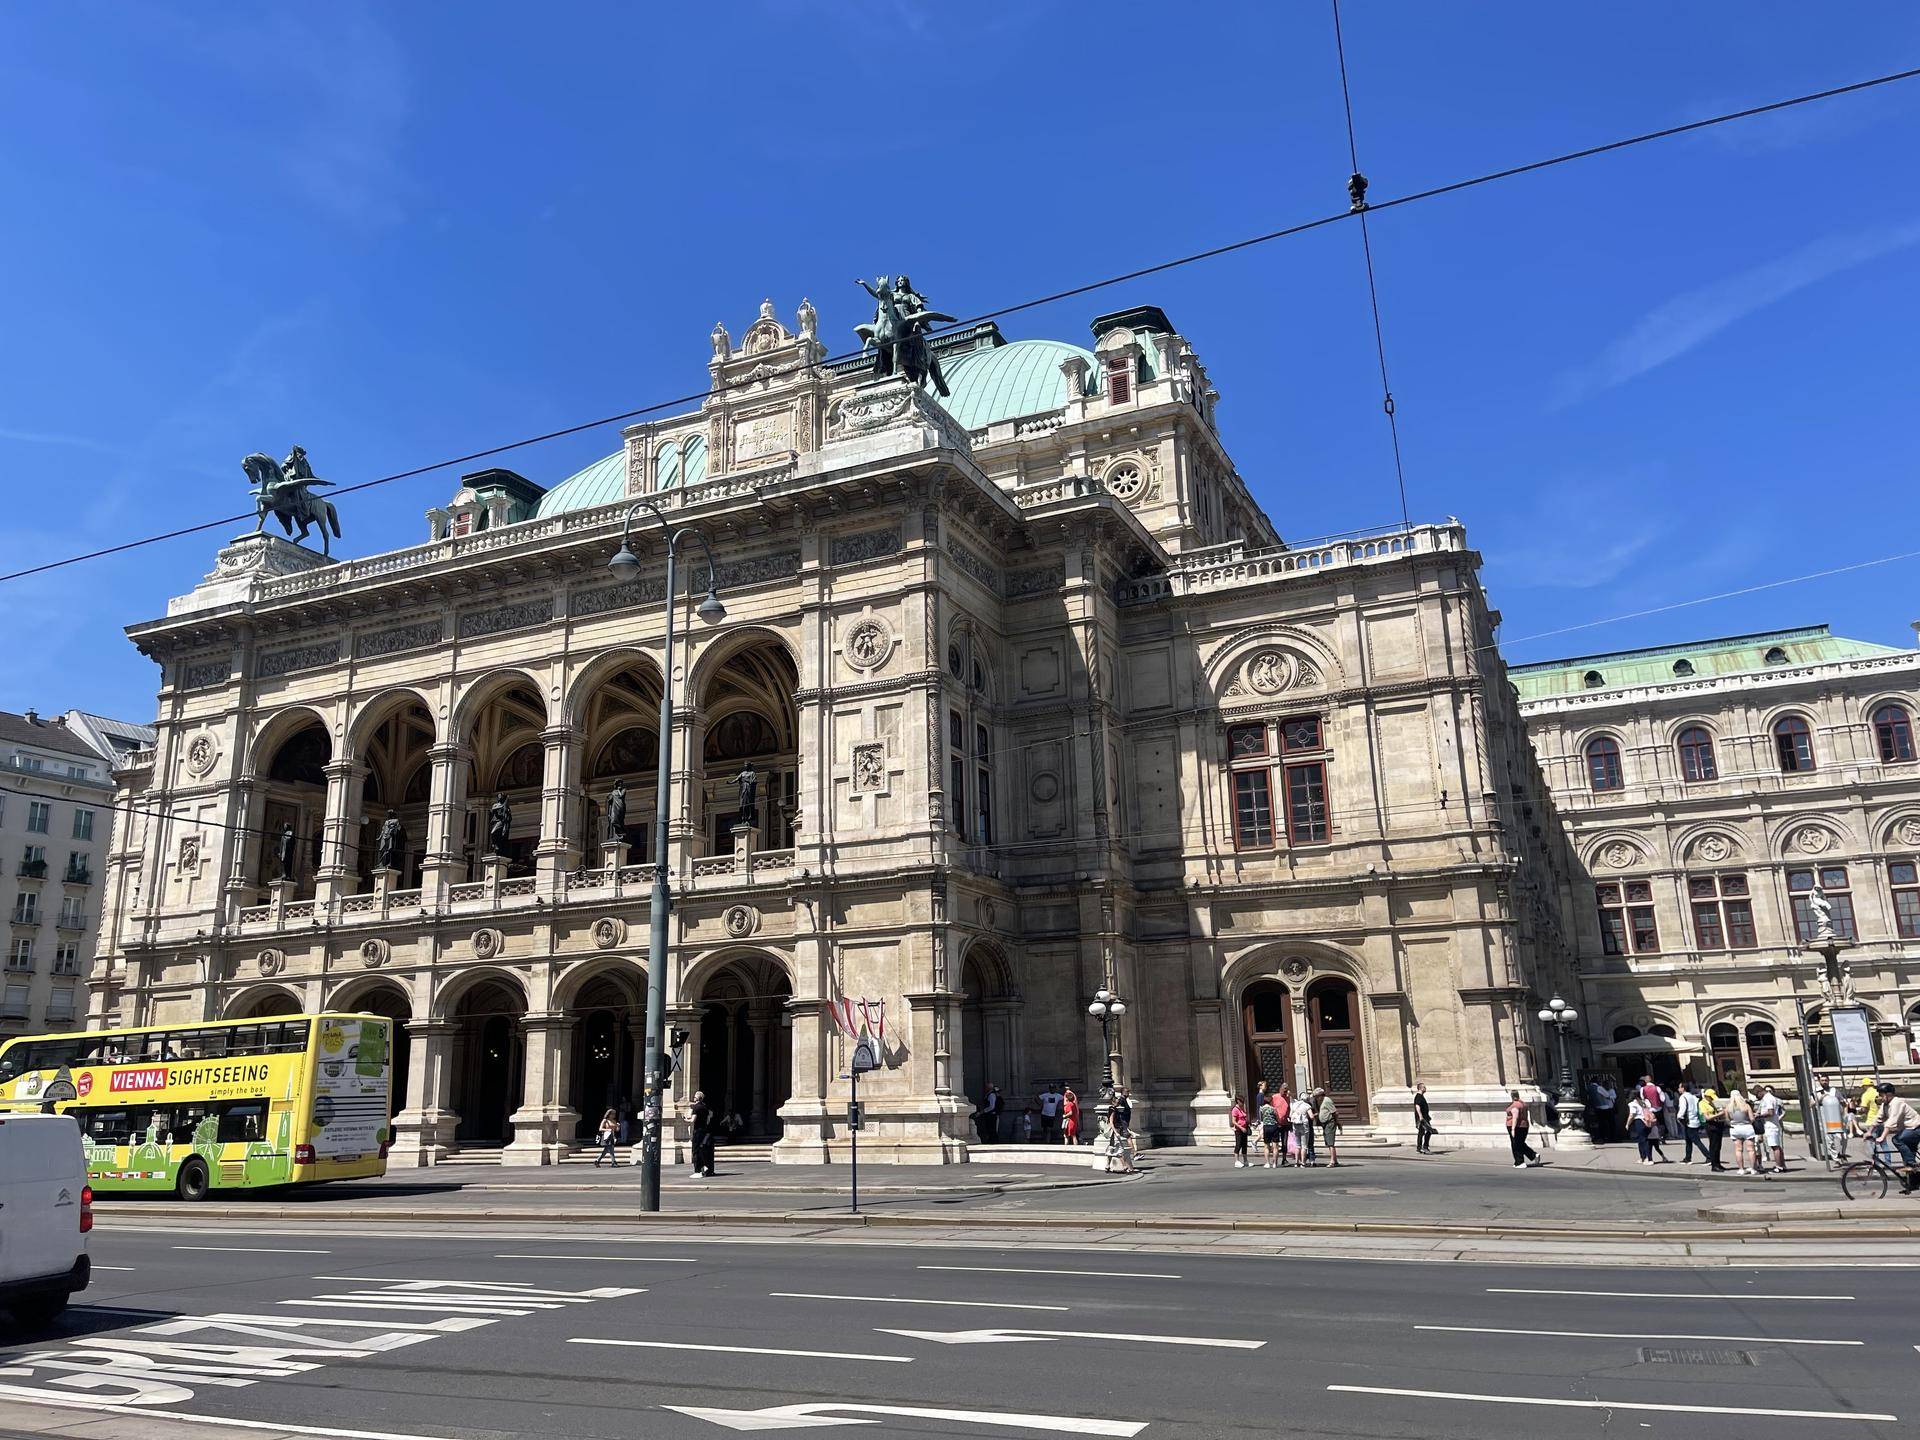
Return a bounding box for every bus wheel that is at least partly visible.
[175,1159,211,1202]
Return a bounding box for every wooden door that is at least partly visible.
[1307,979,1369,1122]
[1241,981,1293,1102]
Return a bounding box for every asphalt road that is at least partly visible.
[1,1217,1911,1439]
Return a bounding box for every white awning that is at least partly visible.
[1598,1034,1702,1056]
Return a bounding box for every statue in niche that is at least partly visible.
[488,794,512,857]
[855,275,953,397]
[733,767,759,827]
[375,812,406,873]
[274,823,297,881]
[605,780,627,841]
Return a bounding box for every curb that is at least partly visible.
[90,1201,1920,1241]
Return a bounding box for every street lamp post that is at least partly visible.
[1086,988,1127,1102]
[608,500,725,1212]
[1537,994,1590,1148]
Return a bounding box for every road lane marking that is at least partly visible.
[495,1254,698,1263]
[917,1265,1181,1280]
[572,1337,911,1363]
[175,1246,331,1254]
[666,1401,1146,1434]
[882,1326,1261,1349]
[1329,1385,1895,1422]
[770,1292,1068,1311]
[93,1265,136,1271]
[280,1299,546,1316]
[1485,1287,1855,1301]
[0,1396,457,1440]
[1417,1324,1862,1347]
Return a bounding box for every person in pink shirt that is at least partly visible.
[1229,1093,1251,1168]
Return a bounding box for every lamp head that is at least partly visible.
[607,543,641,579]
[1537,1008,1554,1023]
[1094,989,1113,1004]
[1562,1007,1579,1023]
[1087,1001,1104,1017]
[1109,1000,1127,1017]
[697,588,727,623]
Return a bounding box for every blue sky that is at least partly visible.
[1,4,1916,721]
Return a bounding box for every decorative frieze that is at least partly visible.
[831,529,902,567]
[258,641,340,678]
[356,620,444,659]
[182,660,229,690]
[718,550,801,588]
[946,540,999,594]
[572,577,668,618]
[458,597,551,640]
[1006,564,1064,600]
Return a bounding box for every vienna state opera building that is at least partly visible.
[86,292,1632,1164]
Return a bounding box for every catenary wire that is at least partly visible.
[3,64,1917,587]
[1329,0,1413,531]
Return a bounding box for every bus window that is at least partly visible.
[223,1026,263,1057]
[267,1020,312,1054]
[2,1037,89,1076]
[85,1109,135,1143]
[217,1099,268,1145]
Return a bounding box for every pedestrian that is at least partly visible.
[1037,1084,1063,1143]
[1755,1085,1788,1175]
[689,1089,716,1178]
[975,1084,1001,1144]
[1590,1075,1618,1143]
[1659,1082,1681,1144]
[1815,1074,1848,1163]
[1626,1092,1662,1163]
[1316,1088,1341,1167]
[1865,1082,1920,1190]
[1258,1090,1282,1168]
[1062,1087,1082,1145]
[1112,1087,1136,1164]
[1678,1082,1710,1165]
[1725,1087,1757,1175]
[1413,1082,1434,1153]
[1230,1093,1251,1168]
[1505,1089,1540,1168]
[1019,1106,1036,1143]
[1291,1083,1316,1165]
[1272,1086,1292,1166]
[1699,1086,1728,1171]
[593,1107,619,1167]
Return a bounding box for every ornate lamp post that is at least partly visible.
[609,500,725,1212]
[1537,994,1589,1147]
[1087,988,1127,1100]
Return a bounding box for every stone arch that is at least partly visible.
[246,705,332,782]
[1222,942,1374,1122]
[1765,814,1854,860]
[449,667,551,743]
[342,689,437,890]
[1672,822,1745,866]
[1660,713,1725,746]
[223,984,303,1019]
[685,948,793,1140]
[345,686,438,758]
[563,648,667,731]
[454,672,550,878]
[693,633,801,854]
[429,964,530,1021]
[1875,807,1920,850]
[1855,690,1919,728]
[1581,832,1652,874]
[553,955,647,1013]
[325,977,415,1119]
[682,945,796,1006]
[441,972,529,1146]
[244,708,334,899]
[1202,625,1341,702]
[959,941,1023,1115]
[566,649,668,861]
[686,624,801,704]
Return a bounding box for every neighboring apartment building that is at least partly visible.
[0,708,152,1039]
[92,293,1579,1164]
[1515,625,1920,1094]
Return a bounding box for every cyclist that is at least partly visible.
[1866,1082,1920,1192]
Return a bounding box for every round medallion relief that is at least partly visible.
[359,938,390,968]
[842,616,894,672]
[1793,826,1832,855]
[1601,842,1637,870]
[1693,834,1731,863]
[1030,772,1060,803]
[471,928,504,960]
[1103,459,1147,502]
[184,732,220,779]
[1898,818,1920,848]
[591,916,627,950]
[256,948,285,977]
[1281,958,1310,983]
[1245,651,1290,696]
[723,904,757,938]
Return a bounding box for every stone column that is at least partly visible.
[774,997,829,1163]
[669,706,703,865]
[390,1018,459,1166]
[504,1011,579,1165]
[421,741,471,900]
[315,759,368,906]
[748,1007,772,1133]
[535,724,580,896]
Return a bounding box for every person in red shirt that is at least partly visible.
[1505,1089,1540,1168]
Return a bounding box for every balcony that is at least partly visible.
[9,910,40,929]
[63,865,92,886]
[15,859,47,880]
[56,913,86,933]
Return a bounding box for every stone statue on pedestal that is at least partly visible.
[488,795,512,857]
[375,812,406,873]
[1809,886,1837,942]
[605,780,627,841]
[242,446,343,556]
[275,823,297,881]
[855,275,953,397]
[733,767,759,827]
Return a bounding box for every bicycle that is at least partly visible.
[1837,1137,1916,1202]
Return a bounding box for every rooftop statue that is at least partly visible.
[855,275,953,398]
[243,445,343,556]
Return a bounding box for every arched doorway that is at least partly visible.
[1241,980,1293,1101]
[1306,977,1369,1122]
[460,679,547,880]
[960,946,1021,1111]
[337,983,413,1120]
[255,717,330,898]
[352,699,435,891]
[698,640,799,855]
[694,957,792,1139]
[573,657,665,865]
[226,988,303,1020]
[449,979,525,1144]
[568,974,640,1138]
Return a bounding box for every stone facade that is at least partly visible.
[1515,626,1920,1094]
[88,299,1578,1161]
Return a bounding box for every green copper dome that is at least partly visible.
[939,339,1098,430]
[533,450,625,519]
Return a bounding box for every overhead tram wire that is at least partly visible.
[1329,0,1411,532]
[4,63,1917,588]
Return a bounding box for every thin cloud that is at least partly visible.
[0,426,127,455]
[1553,219,1920,406]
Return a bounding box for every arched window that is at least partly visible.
[1744,1020,1779,1070]
[1773,715,1814,773]
[1672,659,1695,677]
[1677,726,1717,782]
[1764,646,1788,665]
[681,434,707,486]
[653,443,681,491]
[1585,736,1624,792]
[1708,1023,1742,1085]
[1583,670,1606,689]
[1873,703,1915,762]
[1611,1024,1641,1044]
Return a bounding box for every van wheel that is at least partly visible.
[175,1158,211,1202]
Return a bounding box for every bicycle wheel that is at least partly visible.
[1839,1160,1889,1202]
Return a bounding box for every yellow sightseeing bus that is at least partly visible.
[0,1013,392,1200]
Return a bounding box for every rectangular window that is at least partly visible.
[1597,880,1659,954]
[1788,866,1856,943]
[27,801,50,834]
[1232,770,1274,849]
[1688,873,1756,950]
[54,942,79,973]
[1890,860,1920,940]
[1283,761,1329,844]
[1,982,27,1017]
[73,809,94,840]
[11,893,35,924]
[1107,362,1132,404]
[949,757,966,837]
[47,986,74,1019]
[975,767,992,846]
[1227,723,1267,759]
[9,938,31,968]
[1279,717,1323,753]
[948,711,964,748]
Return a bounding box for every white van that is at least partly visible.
[0,1113,91,1326]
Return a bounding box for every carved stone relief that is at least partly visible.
[183,732,220,779]
[831,529,902,567]
[1600,842,1637,870]
[841,616,895,672]
[852,743,886,791]
[470,928,504,960]
[591,916,627,950]
[356,620,444,659]
[258,641,340,679]
[1792,825,1832,856]
[359,938,391,967]
[458,598,551,641]
[256,948,285,977]
[723,904,758,938]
